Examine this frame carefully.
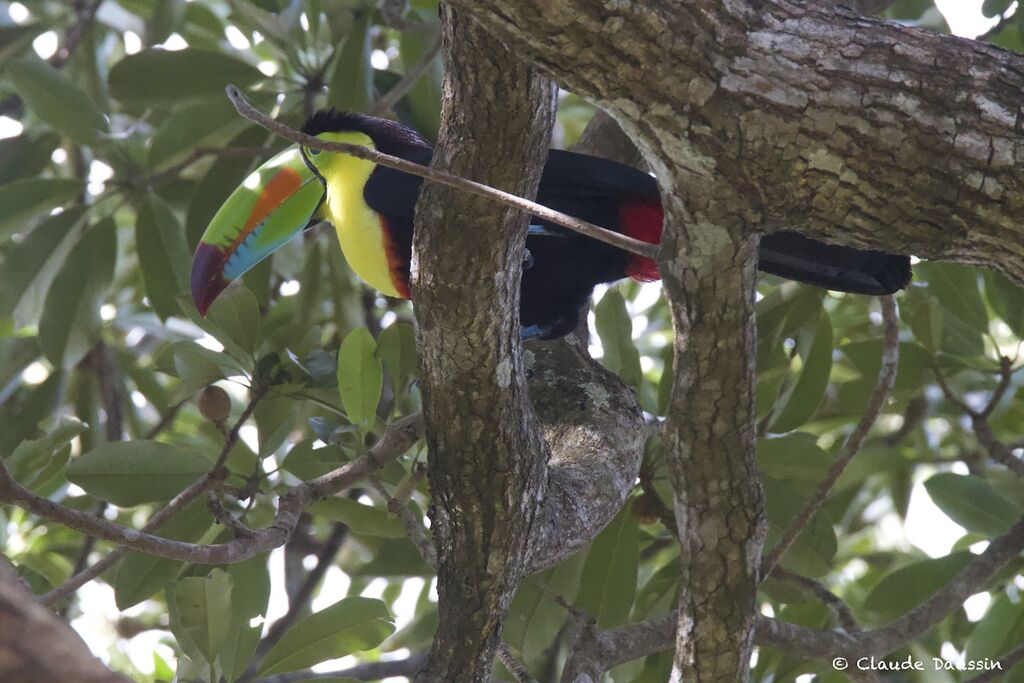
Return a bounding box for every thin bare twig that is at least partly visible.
[763,295,899,575]
[497,643,539,683]
[369,475,436,567]
[934,356,1024,477]
[772,568,861,634]
[224,85,660,261]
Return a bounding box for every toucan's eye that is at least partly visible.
[307,147,321,156]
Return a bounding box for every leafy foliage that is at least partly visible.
[0,1,1022,681]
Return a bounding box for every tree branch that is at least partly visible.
[4,415,421,567]
[445,0,1024,287]
[410,8,556,680]
[558,512,1024,674]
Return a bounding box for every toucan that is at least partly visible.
[191,109,911,339]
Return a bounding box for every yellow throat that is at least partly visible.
[315,131,402,298]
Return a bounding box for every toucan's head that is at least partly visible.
[190,109,427,315]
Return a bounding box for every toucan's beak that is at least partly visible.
[191,148,324,315]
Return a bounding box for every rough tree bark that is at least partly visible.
[435,0,1024,679]
[410,6,556,681]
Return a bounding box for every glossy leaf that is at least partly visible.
[376,321,418,395]
[595,289,642,387]
[576,506,639,628]
[220,555,272,683]
[337,327,382,428]
[769,309,833,433]
[172,569,234,666]
[0,178,84,240]
[109,48,264,104]
[137,192,192,320]
[38,218,116,368]
[281,441,346,480]
[864,552,974,621]
[0,206,86,328]
[309,498,407,538]
[66,441,212,505]
[257,597,394,676]
[924,473,1022,536]
[5,416,84,490]
[916,262,988,331]
[115,501,214,609]
[7,57,107,144]
[328,9,373,112]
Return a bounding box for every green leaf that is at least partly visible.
[327,10,373,112]
[337,328,382,428]
[257,597,395,676]
[864,552,974,621]
[505,553,585,662]
[5,416,84,489]
[148,98,251,167]
[109,48,264,104]
[254,395,295,457]
[0,22,45,63]
[137,192,192,320]
[7,57,107,144]
[757,433,832,488]
[576,506,639,628]
[984,271,1024,337]
[376,322,418,396]
[150,0,188,44]
[175,292,257,369]
[281,441,346,480]
[309,498,407,538]
[115,500,214,609]
[173,569,234,667]
[0,130,61,184]
[0,207,86,329]
[924,473,1022,536]
[982,0,1013,18]
[595,289,642,387]
[966,593,1024,663]
[66,441,213,505]
[220,555,271,683]
[38,218,116,368]
[916,262,988,331]
[206,285,262,358]
[0,178,84,241]
[397,22,442,139]
[764,478,837,577]
[769,309,833,433]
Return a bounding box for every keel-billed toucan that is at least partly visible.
[191,110,911,339]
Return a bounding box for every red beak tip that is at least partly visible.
[191,243,229,319]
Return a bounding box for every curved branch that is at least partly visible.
[446,0,1024,286]
[0,415,422,565]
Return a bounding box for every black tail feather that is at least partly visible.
[759,232,911,295]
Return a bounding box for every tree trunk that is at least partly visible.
[411,6,556,681]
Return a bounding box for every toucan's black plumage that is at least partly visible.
[190,110,910,336]
[297,109,911,339]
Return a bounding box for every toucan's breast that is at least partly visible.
[323,162,407,299]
